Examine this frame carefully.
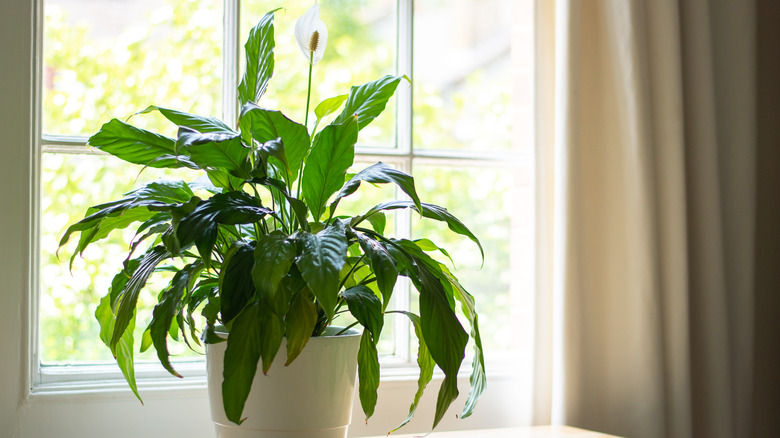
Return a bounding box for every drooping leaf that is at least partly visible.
[357,200,484,262]
[88,118,179,167]
[252,231,296,305]
[332,75,404,130]
[149,262,203,378]
[331,162,422,215]
[220,241,257,324]
[95,293,141,403]
[258,305,284,374]
[176,192,273,267]
[433,375,460,429]
[388,311,434,433]
[284,290,317,365]
[354,233,398,310]
[240,103,311,183]
[296,224,348,320]
[238,9,280,105]
[340,285,383,342]
[440,266,487,419]
[223,302,262,424]
[110,246,170,348]
[302,118,358,221]
[137,105,234,134]
[357,330,380,420]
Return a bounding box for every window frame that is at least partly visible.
[4,0,531,436]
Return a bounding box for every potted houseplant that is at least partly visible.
[60,4,486,437]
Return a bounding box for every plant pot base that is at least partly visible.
[214,423,348,438]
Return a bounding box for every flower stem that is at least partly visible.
[297,52,314,201]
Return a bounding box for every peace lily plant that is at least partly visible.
[60,4,486,433]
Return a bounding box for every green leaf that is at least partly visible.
[388,311,434,433]
[252,231,296,306]
[315,94,349,119]
[333,75,404,130]
[340,285,383,342]
[88,118,178,167]
[440,267,486,419]
[332,162,422,215]
[296,224,348,320]
[220,242,256,324]
[365,212,386,235]
[182,130,252,179]
[176,192,273,267]
[357,330,380,420]
[238,9,280,105]
[240,103,311,183]
[284,290,317,365]
[358,200,484,262]
[137,106,234,134]
[111,246,170,348]
[302,118,359,221]
[258,305,284,374]
[223,302,262,424]
[150,262,203,377]
[433,375,460,429]
[95,293,141,403]
[354,233,398,310]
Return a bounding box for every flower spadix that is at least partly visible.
[295,1,328,65]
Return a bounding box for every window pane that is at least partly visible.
[413,0,517,152]
[40,153,203,364]
[43,0,223,137]
[411,164,532,355]
[241,0,397,147]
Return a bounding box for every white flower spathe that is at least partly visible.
[294,1,328,65]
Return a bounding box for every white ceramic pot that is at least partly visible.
[206,326,362,438]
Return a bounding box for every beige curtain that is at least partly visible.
[532,1,763,437]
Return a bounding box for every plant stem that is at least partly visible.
[297,53,314,201]
[335,321,360,336]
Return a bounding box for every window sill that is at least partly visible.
[367,426,623,438]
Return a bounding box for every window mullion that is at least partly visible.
[223,0,240,127]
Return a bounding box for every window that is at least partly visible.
[25,0,534,436]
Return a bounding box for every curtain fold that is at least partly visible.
[533,1,759,437]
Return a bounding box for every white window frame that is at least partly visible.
[0,0,529,437]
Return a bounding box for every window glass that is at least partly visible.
[43,0,223,137]
[413,0,515,152]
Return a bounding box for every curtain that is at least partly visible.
[531,1,778,437]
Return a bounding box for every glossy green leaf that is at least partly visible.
[296,224,348,320]
[302,118,358,221]
[340,285,383,342]
[258,305,284,374]
[284,290,317,365]
[110,246,170,348]
[95,293,141,403]
[182,130,251,179]
[252,231,296,305]
[150,262,203,377]
[238,10,279,105]
[357,330,379,420]
[433,375,460,429]
[364,212,386,235]
[332,162,422,215]
[137,105,234,133]
[240,103,310,183]
[388,311,434,433]
[176,192,273,266]
[219,242,256,324]
[358,200,484,262]
[333,75,404,130]
[354,233,397,310]
[88,118,179,168]
[223,302,262,424]
[441,267,486,419]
